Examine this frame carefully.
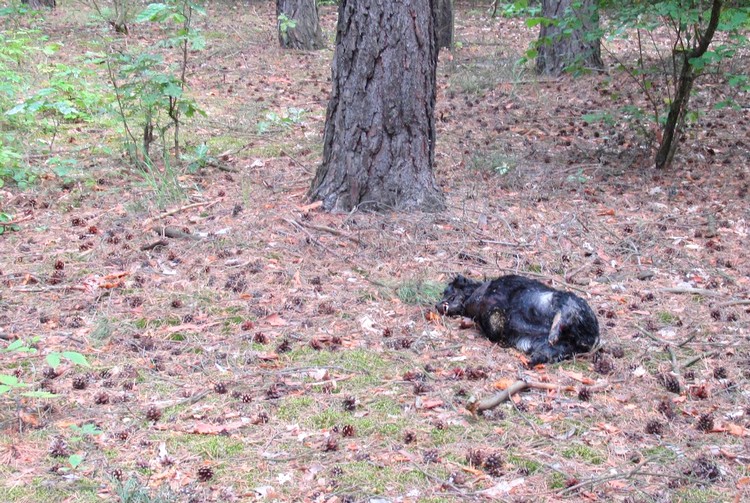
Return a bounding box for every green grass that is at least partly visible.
[168,434,245,460]
[395,280,444,305]
[561,443,606,465]
[277,396,316,421]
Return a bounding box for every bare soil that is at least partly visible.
[1,2,749,502]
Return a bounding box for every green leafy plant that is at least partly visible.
[0,212,21,234]
[256,107,307,134]
[0,338,90,398]
[104,0,205,165]
[278,12,298,44]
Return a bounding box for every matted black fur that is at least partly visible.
[436,275,600,365]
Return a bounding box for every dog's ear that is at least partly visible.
[453,274,468,286]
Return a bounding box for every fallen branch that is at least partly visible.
[141,198,221,228]
[468,380,577,413]
[683,351,717,369]
[716,299,750,308]
[0,214,34,227]
[659,287,722,297]
[294,220,365,246]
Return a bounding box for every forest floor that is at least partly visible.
[1,2,749,502]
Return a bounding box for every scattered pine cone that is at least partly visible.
[658,398,676,419]
[331,336,343,346]
[241,394,252,403]
[578,387,592,401]
[197,466,214,482]
[342,424,355,437]
[403,370,424,381]
[116,430,129,441]
[309,339,324,350]
[145,406,162,422]
[413,382,430,395]
[713,367,728,379]
[42,367,58,379]
[659,373,681,394]
[645,419,663,435]
[72,375,88,390]
[483,453,503,477]
[323,436,338,452]
[240,320,254,331]
[266,384,281,400]
[253,332,268,344]
[423,449,439,463]
[685,456,721,481]
[451,368,465,380]
[94,392,110,405]
[276,339,292,353]
[170,299,183,308]
[49,437,68,457]
[593,356,615,375]
[214,382,228,394]
[255,412,270,424]
[403,431,416,444]
[466,449,485,467]
[342,396,356,412]
[696,413,714,432]
[465,366,488,380]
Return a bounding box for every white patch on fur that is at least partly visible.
[515,337,533,352]
[535,292,554,309]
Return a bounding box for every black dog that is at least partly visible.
[436,275,600,365]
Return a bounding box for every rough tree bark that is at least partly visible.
[21,0,56,8]
[655,0,722,169]
[434,0,454,51]
[276,0,325,50]
[308,0,445,212]
[536,0,603,76]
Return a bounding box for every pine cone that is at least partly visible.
[645,419,663,435]
[660,373,681,394]
[658,398,676,419]
[42,367,59,379]
[466,449,485,467]
[276,339,292,353]
[49,437,68,457]
[696,413,714,432]
[214,382,228,394]
[578,387,592,401]
[72,375,87,390]
[197,466,214,482]
[94,392,110,405]
[594,356,615,375]
[403,431,417,444]
[423,449,439,463]
[483,453,503,477]
[342,424,355,437]
[342,396,356,412]
[145,406,162,422]
[323,437,338,452]
[713,367,728,379]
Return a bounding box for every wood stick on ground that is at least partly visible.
[659,287,722,297]
[716,299,750,308]
[470,380,577,413]
[683,351,717,369]
[141,198,221,228]
[294,220,365,246]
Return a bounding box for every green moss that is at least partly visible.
[507,453,542,474]
[561,443,605,465]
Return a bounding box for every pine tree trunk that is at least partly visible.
[434,0,454,51]
[536,0,602,76]
[309,0,445,212]
[276,0,324,50]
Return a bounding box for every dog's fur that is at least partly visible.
[436,275,600,365]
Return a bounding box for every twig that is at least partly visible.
[408,461,471,497]
[682,351,717,369]
[293,220,365,246]
[633,324,669,344]
[716,299,750,308]
[151,390,210,409]
[0,214,34,226]
[469,380,577,413]
[283,218,343,260]
[666,345,679,375]
[659,287,722,297]
[141,199,221,228]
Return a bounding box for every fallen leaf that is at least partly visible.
[262,313,287,326]
[492,378,517,390]
[479,477,525,498]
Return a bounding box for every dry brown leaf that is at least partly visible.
[262,313,287,326]
[492,378,517,390]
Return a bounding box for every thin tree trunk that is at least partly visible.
[309,0,445,212]
[536,0,602,76]
[434,0,454,51]
[655,0,722,169]
[276,0,325,50]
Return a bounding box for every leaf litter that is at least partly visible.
[0,2,749,503]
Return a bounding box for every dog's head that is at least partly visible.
[435,275,474,315]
